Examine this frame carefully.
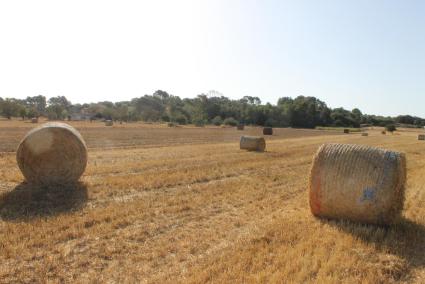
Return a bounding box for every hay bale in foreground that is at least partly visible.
[362,133,369,137]
[263,127,273,135]
[31,117,38,123]
[240,136,265,152]
[418,134,425,141]
[237,124,244,130]
[343,129,349,134]
[105,120,113,126]
[16,122,88,185]
[309,143,406,225]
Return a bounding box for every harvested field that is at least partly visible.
[0,120,343,152]
[0,120,424,283]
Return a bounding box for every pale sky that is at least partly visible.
[0,0,424,117]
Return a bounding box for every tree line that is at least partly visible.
[1,90,424,128]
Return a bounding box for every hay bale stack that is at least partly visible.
[362,133,369,137]
[263,127,273,135]
[31,117,38,123]
[418,134,425,141]
[343,129,350,134]
[105,120,113,126]
[309,143,406,225]
[237,124,244,130]
[240,136,266,152]
[16,122,88,185]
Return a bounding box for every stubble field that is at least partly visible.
[0,120,424,283]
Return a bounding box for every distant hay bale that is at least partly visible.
[263,127,273,135]
[237,124,244,130]
[240,136,266,152]
[418,134,425,141]
[309,143,406,225]
[362,133,369,137]
[16,122,88,185]
[31,117,38,123]
[343,129,349,134]
[105,120,113,126]
[382,131,386,135]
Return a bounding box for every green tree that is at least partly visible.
[223,117,238,126]
[212,116,223,126]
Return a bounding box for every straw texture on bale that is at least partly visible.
[105,120,113,126]
[361,133,369,137]
[343,129,350,134]
[418,134,425,141]
[309,143,406,225]
[31,117,38,123]
[237,124,244,130]
[240,136,266,152]
[263,127,273,135]
[16,122,88,185]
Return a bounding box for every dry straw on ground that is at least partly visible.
[309,143,406,225]
[240,136,265,152]
[263,127,273,135]
[16,122,88,185]
[105,120,113,126]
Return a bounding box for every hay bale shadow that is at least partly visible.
[0,182,88,221]
[320,217,425,271]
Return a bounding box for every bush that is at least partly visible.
[386,124,396,132]
[161,114,170,122]
[175,115,187,125]
[212,116,223,126]
[223,117,238,126]
[265,118,278,127]
[193,118,206,127]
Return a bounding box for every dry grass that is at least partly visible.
[0,120,424,283]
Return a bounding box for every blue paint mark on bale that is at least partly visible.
[360,188,376,202]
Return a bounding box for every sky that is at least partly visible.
[0,0,424,117]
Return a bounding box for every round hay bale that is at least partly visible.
[31,117,38,123]
[240,136,265,152]
[263,127,273,135]
[361,133,369,137]
[105,120,113,126]
[16,122,88,185]
[309,143,406,225]
[237,124,244,130]
[382,131,386,135]
[418,134,425,141]
[343,129,350,134]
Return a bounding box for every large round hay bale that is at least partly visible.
[418,134,425,141]
[16,122,88,185]
[240,136,265,152]
[237,124,244,130]
[105,120,113,126]
[309,143,406,225]
[263,127,273,135]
